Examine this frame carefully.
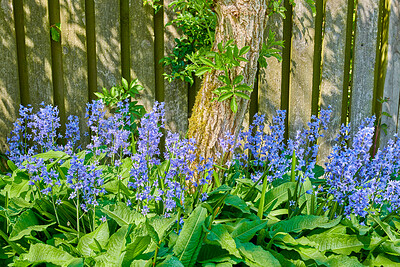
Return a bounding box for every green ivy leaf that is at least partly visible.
[230,97,238,113]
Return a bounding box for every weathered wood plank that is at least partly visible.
[164,0,188,134]
[318,0,349,162]
[0,0,20,152]
[130,0,155,113]
[60,0,88,137]
[94,0,121,91]
[350,0,379,132]
[24,0,53,107]
[289,0,315,138]
[381,0,400,145]
[258,12,284,127]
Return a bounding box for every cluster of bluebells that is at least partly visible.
[324,116,400,217]
[85,99,131,158]
[66,155,105,212]
[127,102,213,216]
[234,109,331,183]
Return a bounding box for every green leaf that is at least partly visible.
[218,92,234,102]
[77,222,109,257]
[263,182,296,211]
[173,206,208,267]
[365,253,400,266]
[122,235,151,265]
[230,97,238,113]
[232,75,243,85]
[206,224,241,258]
[308,233,366,255]
[234,92,250,100]
[236,242,280,267]
[102,202,144,226]
[239,46,250,56]
[9,209,55,241]
[270,215,332,234]
[200,57,216,68]
[195,67,212,76]
[121,77,129,90]
[16,243,82,267]
[145,217,160,243]
[235,84,253,91]
[148,215,176,241]
[95,225,129,266]
[7,160,17,171]
[34,150,68,160]
[325,255,363,267]
[157,255,184,267]
[224,195,250,214]
[231,219,268,243]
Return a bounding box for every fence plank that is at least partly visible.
[350,0,379,132]
[24,0,53,107]
[0,1,20,151]
[60,0,88,137]
[164,0,188,134]
[381,0,400,145]
[130,0,155,113]
[288,0,315,138]
[318,0,349,163]
[94,0,121,91]
[258,12,284,126]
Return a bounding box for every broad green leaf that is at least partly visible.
[270,215,330,234]
[365,253,400,266]
[298,178,314,215]
[102,202,144,226]
[34,150,68,160]
[129,259,149,267]
[236,242,280,267]
[77,222,109,257]
[326,255,363,267]
[122,235,151,265]
[16,243,82,267]
[173,206,208,267]
[224,195,250,214]
[5,171,30,199]
[308,233,366,255]
[157,255,184,266]
[148,215,176,241]
[7,160,17,171]
[231,219,268,243]
[206,224,241,258]
[263,182,296,211]
[379,240,400,255]
[9,209,55,241]
[145,218,160,243]
[95,225,129,266]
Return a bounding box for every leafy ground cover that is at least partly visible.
[0,98,400,266]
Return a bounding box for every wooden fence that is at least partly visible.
[0,0,399,160]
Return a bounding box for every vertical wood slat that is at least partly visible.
[85,0,97,101]
[0,0,20,151]
[381,0,400,145]
[258,12,284,126]
[288,0,315,138]
[130,0,155,112]
[24,0,53,107]
[49,0,66,129]
[318,0,349,163]
[94,0,121,91]
[60,0,88,136]
[164,0,188,134]
[121,0,130,82]
[350,0,380,132]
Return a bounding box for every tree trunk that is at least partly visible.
[188,0,269,160]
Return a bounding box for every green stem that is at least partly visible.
[257,174,269,219]
[51,194,60,225]
[76,192,80,240]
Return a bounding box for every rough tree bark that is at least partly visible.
[188,0,269,159]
